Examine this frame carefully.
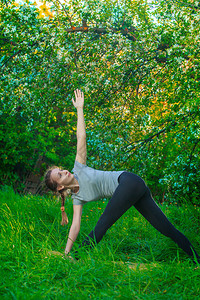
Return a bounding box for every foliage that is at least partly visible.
[0,0,199,203]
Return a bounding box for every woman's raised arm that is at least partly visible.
[72,89,87,165]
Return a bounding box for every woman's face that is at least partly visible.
[51,168,74,190]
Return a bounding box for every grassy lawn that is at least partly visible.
[0,186,200,299]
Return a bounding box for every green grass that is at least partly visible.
[0,186,200,299]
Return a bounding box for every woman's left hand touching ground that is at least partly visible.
[48,250,75,262]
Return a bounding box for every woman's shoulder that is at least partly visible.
[74,160,87,168]
[72,160,87,173]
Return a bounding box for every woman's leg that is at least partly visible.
[76,172,200,262]
[134,187,200,262]
[77,172,148,249]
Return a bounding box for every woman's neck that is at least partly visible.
[68,176,79,193]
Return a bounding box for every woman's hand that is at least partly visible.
[47,250,75,262]
[72,89,84,109]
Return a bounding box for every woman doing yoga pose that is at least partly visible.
[45,89,200,263]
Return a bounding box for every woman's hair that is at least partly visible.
[44,166,69,225]
[44,166,58,192]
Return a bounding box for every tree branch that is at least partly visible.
[0,49,21,69]
[65,21,137,42]
[123,109,200,154]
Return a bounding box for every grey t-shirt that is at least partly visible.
[71,161,124,205]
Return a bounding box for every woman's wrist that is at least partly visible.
[76,106,84,111]
[65,249,69,255]
[65,244,72,254]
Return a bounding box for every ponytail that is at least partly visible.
[44,167,69,226]
[60,190,69,226]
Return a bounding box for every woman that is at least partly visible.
[45,89,200,263]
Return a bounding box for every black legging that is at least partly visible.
[75,172,200,263]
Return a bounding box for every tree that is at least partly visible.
[0,0,199,204]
